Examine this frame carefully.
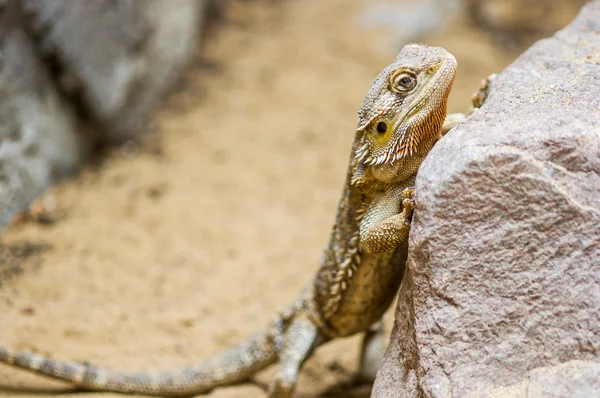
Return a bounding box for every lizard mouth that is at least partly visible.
[355,58,456,166]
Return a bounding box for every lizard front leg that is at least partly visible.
[359,186,415,254]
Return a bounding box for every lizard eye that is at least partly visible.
[390,71,417,93]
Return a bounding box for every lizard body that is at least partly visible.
[0,44,460,397]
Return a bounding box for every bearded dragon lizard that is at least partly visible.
[0,44,482,397]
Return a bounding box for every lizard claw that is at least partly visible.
[401,187,415,222]
[401,187,415,200]
[471,73,496,110]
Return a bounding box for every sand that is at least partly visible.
[0,1,515,397]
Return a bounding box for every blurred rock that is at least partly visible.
[466,0,587,49]
[0,0,218,229]
[357,0,462,53]
[0,1,83,228]
[22,0,210,140]
[372,1,600,397]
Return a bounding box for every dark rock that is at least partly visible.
[22,0,209,140]
[0,0,83,228]
[372,1,600,397]
[0,1,214,228]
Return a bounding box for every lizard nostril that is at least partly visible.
[376,122,388,134]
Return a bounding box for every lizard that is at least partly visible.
[0,43,482,397]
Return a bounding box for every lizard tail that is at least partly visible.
[0,327,278,397]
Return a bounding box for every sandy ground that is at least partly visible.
[0,1,518,397]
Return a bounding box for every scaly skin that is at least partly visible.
[0,44,470,397]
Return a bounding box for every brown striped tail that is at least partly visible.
[0,328,278,397]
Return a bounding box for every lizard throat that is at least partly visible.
[354,116,442,166]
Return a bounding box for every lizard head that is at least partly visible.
[355,44,457,166]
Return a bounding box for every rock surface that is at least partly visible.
[372,1,600,397]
